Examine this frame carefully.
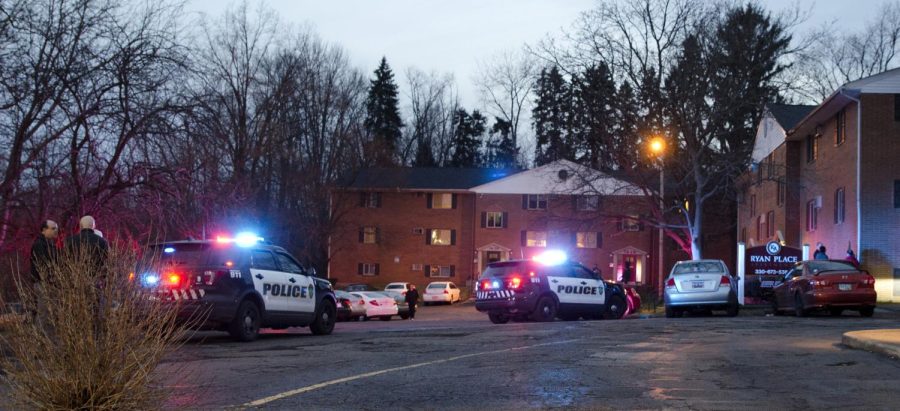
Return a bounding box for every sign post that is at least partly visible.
[737,242,746,305]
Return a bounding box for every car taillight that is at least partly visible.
[341,300,351,308]
[443,289,449,294]
[809,278,830,287]
[860,274,876,288]
[482,280,492,289]
[358,299,365,305]
[369,300,379,306]
[666,278,676,288]
[508,277,522,289]
[166,273,181,287]
[720,276,731,286]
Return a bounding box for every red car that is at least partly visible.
[771,260,876,317]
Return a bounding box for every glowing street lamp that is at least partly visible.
[648,136,666,298]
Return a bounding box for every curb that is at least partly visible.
[842,331,900,360]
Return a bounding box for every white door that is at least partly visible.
[250,250,289,312]
[275,252,317,314]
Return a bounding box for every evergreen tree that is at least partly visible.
[414,138,437,167]
[364,57,403,166]
[613,81,641,168]
[484,117,519,169]
[532,67,572,165]
[449,108,487,167]
[570,63,617,169]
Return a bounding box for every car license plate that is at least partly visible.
[692,281,704,289]
[839,283,852,291]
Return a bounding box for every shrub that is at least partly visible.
[0,244,195,410]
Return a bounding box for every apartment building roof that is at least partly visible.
[340,167,519,191]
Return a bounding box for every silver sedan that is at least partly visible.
[664,259,739,318]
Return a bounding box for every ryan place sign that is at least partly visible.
[745,241,802,298]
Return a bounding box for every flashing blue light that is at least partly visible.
[144,274,159,286]
[163,247,175,253]
[234,232,263,247]
[491,280,500,289]
[533,250,568,266]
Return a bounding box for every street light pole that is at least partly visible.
[648,136,666,299]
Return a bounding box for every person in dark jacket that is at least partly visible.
[404,284,420,320]
[813,243,829,260]
[30,220,59,283]
[64,215,109,275]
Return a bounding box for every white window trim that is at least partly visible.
[430,266,452,278]
[432,193,453,209]
[430,229,453,246]
[576,232,598,249]
[526,194,547,210]
[362,263,377,276]
[486,212,504,228]
[526,231,547,247]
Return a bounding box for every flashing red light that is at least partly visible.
[167,273,181,286]
[482,280,491,290]
[215,235,231,244]
[720,276,731,286]
[225,261,234,267]
[666,278,676,288]
[509,277,522,289]
[529,271,536,277]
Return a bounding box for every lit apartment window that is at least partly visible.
[524,194,547,210]
[485,212,505,228]
[429,265,453,278]
[360,226,377,244]
[576,232,600,249]
[622,216,642,232]
[767,210,775,237]
[835,110,846,146]
[522,231,547,247]
[806,200,818,232]
[806,134,818,163]
[576,195,599,211]
[427,229,455,246]
[429,193,454,209]
[358,263,379,276]
[834,188,845,224]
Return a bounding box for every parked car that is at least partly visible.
[423,281,461,305]
[381,290,411,319]
[384,282,414,296]
[349,291,399,321]
[770,260,876,317]
[344,284,375,292]
[335,290,366,321]
[664,259,739,318]
[623,286,642,316]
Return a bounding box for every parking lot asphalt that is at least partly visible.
[153,302,900,410]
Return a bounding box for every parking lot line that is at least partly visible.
[241,338,583,408]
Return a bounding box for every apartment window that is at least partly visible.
[357,263,379,276]
[576,195,599,211]
[894,180,900,208]
[426,229,455,246]
[767,153,776,178]
[360,192,381,208]
[767,210,775,237]
[756,215,765,241]
[360,226,378,244]
[806,134,818,163]
[806,200,818,232]
[756,164,763,184]
[521,230,547,247]
[777,180,786,207]
[621,216,642,232]
[523,194,548,210]
[834,188,845,224]
[835,110,846,146]
[428,265,454,278]
[428,193,455,209]
[750,194,757,216]
[576,232,601,249]
[483,211,506,228]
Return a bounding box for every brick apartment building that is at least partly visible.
[738,68,900,302]
[330,160,662,292]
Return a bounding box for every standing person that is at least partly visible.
[845,248,860,269]
[813,243,829,260]
[65,215,110,274]
[622,261,633,283]
[592,264,603,280]
[404,284,420,320]
[30,220,59,283]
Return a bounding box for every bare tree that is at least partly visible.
[474,50,535,149]
[402,68,459,166]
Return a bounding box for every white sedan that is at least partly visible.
[423,282,461,305]
[350,291,399,321]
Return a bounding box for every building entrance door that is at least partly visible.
[485,251,502,265]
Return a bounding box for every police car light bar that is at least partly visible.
[533,250,567,266]
[215,232,264,247]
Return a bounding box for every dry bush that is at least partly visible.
[0,244,196,410]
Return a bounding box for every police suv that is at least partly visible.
[138,233,336,341]
[475,252,628,324]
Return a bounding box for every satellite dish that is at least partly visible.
[558,169,569,181]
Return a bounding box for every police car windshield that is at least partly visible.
[481,261,536,278]
[148,243,243,267]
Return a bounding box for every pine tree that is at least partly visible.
[364,57,403,166]
[484,118,518,169]
[570,63,617,169]
[532,67,572,165]
[449,108,487,167]
[613,81,641,168]
[414,138,437,167]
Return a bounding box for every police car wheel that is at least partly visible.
[310,300,336,335]
[603,295,626,320]
[488,311,509,324]
[228,300,261,342]
[531,297,557,322]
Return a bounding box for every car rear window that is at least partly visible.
[481,262,535,278]
[808,261,859,273]
[427,283,446,289]
[673,261,724,274]
[385,284,405,290]
[147,243,244,267]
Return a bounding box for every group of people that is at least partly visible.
[813,242,860,268]
[29,216,110,285]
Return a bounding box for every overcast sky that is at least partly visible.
[186,0,877,108]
